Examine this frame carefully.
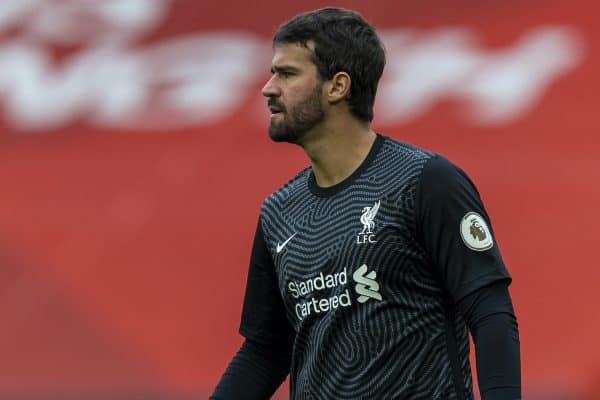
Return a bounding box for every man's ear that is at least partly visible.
[325,71,351,104]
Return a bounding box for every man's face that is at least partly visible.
[262,43,325,144]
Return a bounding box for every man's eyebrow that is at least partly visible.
[270,65,299,74]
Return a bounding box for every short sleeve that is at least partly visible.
[239,216,295,346]
[415,155,511,303]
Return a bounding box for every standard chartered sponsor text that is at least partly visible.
[288,268,351,321]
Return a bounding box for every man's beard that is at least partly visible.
[268,84,325,144]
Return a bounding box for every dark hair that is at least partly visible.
[273,7,385,123]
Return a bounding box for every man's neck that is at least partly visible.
[300,120,376,188]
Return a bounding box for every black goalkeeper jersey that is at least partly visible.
[240,134,511,399]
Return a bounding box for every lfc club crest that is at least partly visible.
[357,200,380,244]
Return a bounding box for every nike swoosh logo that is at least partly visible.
[276,233,297,253]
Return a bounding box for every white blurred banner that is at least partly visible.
[0,0,586,131]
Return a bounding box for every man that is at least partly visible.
[212,7,520,400]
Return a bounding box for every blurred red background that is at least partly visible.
[0,0,597,398]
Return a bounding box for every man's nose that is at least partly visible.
[261,75,280,98]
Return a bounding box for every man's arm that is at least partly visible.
[457,282,521,400]
[210,337,292,399]
[211,217,295,399]
[415,154,521,399]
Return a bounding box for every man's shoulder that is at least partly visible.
[374,135,439,184]
[379,134,436,161]
[261,166,312,213]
